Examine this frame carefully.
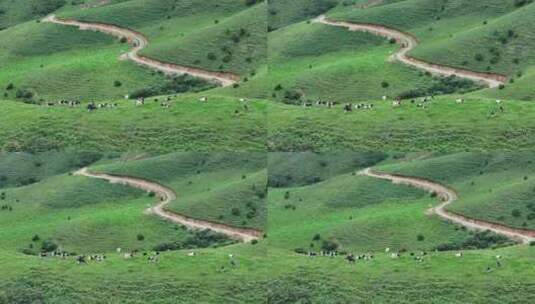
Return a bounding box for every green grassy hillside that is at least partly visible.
[267,152,482,253]
[380,152,535,230]
[0,150,102,188]
[93,152,267,230]
[0,94,266,152]
[240,17,481,104]
[329,0,535,100]
[267,0,339,31]
[268,151,387,187]
[0,151,266,303]
[0,20,176,102]
[268,95,535,151]
[0,0,67,29]
[62,0,267,76]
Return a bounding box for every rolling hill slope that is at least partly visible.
[328,0,535,100]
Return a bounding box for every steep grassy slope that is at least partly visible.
[267,153,478,252]
[267,0,339,30]
[0,94,266,152]
[62,0,267,76]
[380,152,535,230]
[0,165,203,254]
[93,152,267,230]
[329,0,535,100]
[268,95,535,151]
[0,152,266,303]
[240,18,481,103]
[0,0,67,29]
[0,150,102,188]
[0,20,174,102]
[268,151,387,187]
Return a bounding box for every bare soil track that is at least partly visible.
[361,168,535,244]
[314,15,506,88]
[43,15,239,87]
[75,168,262,242]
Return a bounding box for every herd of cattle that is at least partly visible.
[41,95,252,112]
[299,247,504,272]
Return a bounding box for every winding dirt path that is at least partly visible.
[314,15,506,88]
[360,168,535,244]
[42,15,239,87]
[74,168,262,242]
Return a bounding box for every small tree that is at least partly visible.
[41,239,58,252]
[321,240,338,251]
[231,208,241,216]
[207,52,217,61]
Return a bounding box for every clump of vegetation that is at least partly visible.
[434,230,515,251]
[153,229,232,251]
[321,239,339,251]
[398,75,482,99]
[129,74,215,99]
[41,239,58,252]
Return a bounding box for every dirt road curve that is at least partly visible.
[360,168,535,244]
[314,15,506,88]
[42,15,239,87]
[74,168,262,242]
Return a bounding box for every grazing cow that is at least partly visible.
[392,100,401,107]
[382,96,387,101]
[456,98,464,104]
[496,99,502,104]
[344,103,353,112]
[76,255,87,265]
[87,103,97,111]
[455,252,463,258]
[346,254,356,263]
[391,253,400,259]
[199,97,208,102]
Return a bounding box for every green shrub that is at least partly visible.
[321,240,339,251]
[41,239,58,252]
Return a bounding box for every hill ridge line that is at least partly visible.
[314,15,506,88]
[74,168,262,242]
[42,14,239,87]
[360,168,535,244]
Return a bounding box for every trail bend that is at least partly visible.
[360,168,535,244]
[314,15,506,88]
[43,15,239,87]
[74,168,262,243]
